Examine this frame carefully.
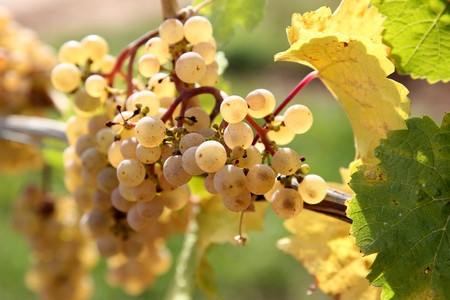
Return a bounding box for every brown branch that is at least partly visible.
[304,188,353,223]
[161,0,179,20]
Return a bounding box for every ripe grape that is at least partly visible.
[107,140,125,168]
[183,16,213,44]
[197,64,219,87]
[223,122,253,149]
[284,104,313,134]
[204,173,218,194]
[298,174,327,205]
[51,62,81,92]
[272,148,301,175]
[145,37,169,64]
[267,116,295,145]
[213,165,246,197]
[120,137,139,159]
[236,145,262,168]
[181,147,204,176]
[138,54,160,78]
[195,141,227,173]
[73,88,101,116]
[245,164,276,195]
[179,132,205,154]
[247,89,276,118]
[270,188,303,219]
[135,144,161,164]
[116,158,146,187]
[220,95,248,124]
[193,41,216,64]
[97,166,119,193]
[134,116,166,147]
[131,179,156,202]
[163,155,192,186]
[81,34,109,62]
[85,74,107,98]
[183,106,210,132]
[58,40,85,65]
[111,187,135,212]
[160,184,190,210]
[222,188,252,212]
[136,196,164,220]
[159,18,184,45]
[175,52,206,84]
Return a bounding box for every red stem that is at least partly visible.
[245,115,274,155]
[126,50,137,97]
[273,71,318,116]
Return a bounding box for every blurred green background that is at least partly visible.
[0,0,447,299]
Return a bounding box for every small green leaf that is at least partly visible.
[372,0,450,83]
[193,0,267,46]
[348,113,450,299]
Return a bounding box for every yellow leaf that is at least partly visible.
[276,33,409,164]
[287,0,385,45]
[277,210,381,299]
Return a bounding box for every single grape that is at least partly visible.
[195,140,227,173]
[97,166,119,193]
[213,165,246,197]
[120,137,139,159]
[58,40,85,65]
[81,147,108,176]
[179,132,205,154]
[183,16,213,44]
[134,116,166,148]
[175,52,206,84]
[159,18,184,44]
[298,174,327,205]
[97,234,121,258]
[138,54,160,78]
[284,104,313,134]
[267,116,295,145]
[245,164,276,195]
[247,89,276,119]
[145,37,169,64]
[127,204,156,232]
[85,74,107,98]
[193,41,216,64]
[107,140,125,168]
[272,148,301,175]
[81,34,109,62]
[236,145,262,168]
[197,64,219,87]
[132,179,156,202]
[73,88,101,116]
[223,122,253,149]
[51,62,81,92]
[135,144,161,164]
[181,146,204,176]
[136,196,164,220]
[116,158,146,187]
[183,106,210,132]
[245,89,265,111]
[160,184,190,210]
[220,95,248,124]
[270,188,303,219]
[111,187,135,212]
[163,155,192,186]
[204,173,218,194]
[222,188,252,212]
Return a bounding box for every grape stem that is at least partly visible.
[245,115,275,155]
[252,70,318,144]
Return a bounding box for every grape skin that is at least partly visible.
[298,174,327,205]
[195,141,227,173]
[213,165,246,197]
[271,188,303,219]
[223,122,253,149]
[175,52,206,84]
[272,148,301,175]
[134,116,166,148]
[245,164,276,195]
[222,188,252,212]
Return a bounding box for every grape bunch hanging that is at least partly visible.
[52,10,327,294]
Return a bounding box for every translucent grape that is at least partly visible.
[247,89,276,118]
[264,178,284,202]
[51,62,81,92]
[179,132,205,154]
[284,104,313,134]
[111,187,135,212]
[197,64,219,87]
[181,147,204,176]
[183,16,213,44]
[134,116,166,147]
[81,34,109,62]
[135,144,161,164]
[213,165,246,197]
[204,173,218,194]
[160,184,190,210]
[73,88,101,116]
[245,164,276,195]
[138,54,160,78]
[272,148,301,175]
[245,89,265,111]
[132,179,157,202]
[145,37,169,64]
[66,115,89,146]
[58,40,85,65]
[118,182,136,201]
[159,18,184,45]
[112,111,139,140]
[175,52,206,84]
[97,166,119,193]
[148,73,176,98]
[220,95,248,124]
[298,174,327,205]
[91,53,116,74]
[163,155,192,186]
[88,114,109,137]
[81,147,108,176]
[270,188,303,219]
[120,137,138,160]
[75,134,95,157]
[222,188,252,212]
[195,141,227,173]
[223,122,253,149]
[107,141,124,168]
[193,41,216,64]
[116,158,146,187]
[136,196,164,219]
[85,74,107,98]
[127,205,156,232]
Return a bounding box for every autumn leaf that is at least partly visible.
[348,114,450,299]
[277,210,381,299]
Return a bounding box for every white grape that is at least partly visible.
[58,40,85,65]
[107,140,124,168]
[163,155,192,186]
[135,144,161,164]
[175,52,206,84]
[116,158,146,187]
[197,64,219,87]
[136,196,164,219]
[193,41,216,64]
[138,54,160,78]
[220,95,248,124]
[134,116,166,147]
[85,74,107,98]
[298,174,327,205]
[204,173,218,194]
[159,18,184,44]
[272,148,301,175]
[161,184,190,210]
[120,137,139,159]
[145,37,169,64]
[183,16,213,44]
[271,188,303,219]
[223,122,253,149]
[245,164,276,195]
[195,141,227,173]
[81,34,109,62]
[247,89,276,118]
[267,116,295,145]
[51,62,81,92]
[213,165,246,197]
[236,145,262,168]
[183,106,210,132]
[132,179,156,202]
[284,104,313,134]
[181,147,204,176]
[73,88,101,115]
[245,89,265,111]
[222,188,252,212]
[179,132,205,154]
[126,90,159,116]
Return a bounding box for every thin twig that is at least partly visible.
[0,115,67,142]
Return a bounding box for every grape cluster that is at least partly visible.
[12,186,96,300]
[53,12,327,293]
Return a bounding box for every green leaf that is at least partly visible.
[348,113,450,299]
[372,0,450,83]
[193,0,267,46]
